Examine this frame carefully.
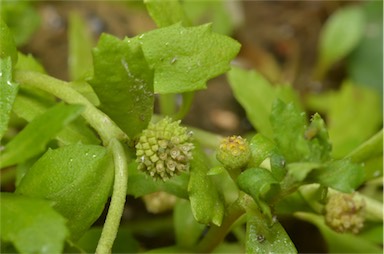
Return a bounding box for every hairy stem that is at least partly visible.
[96,139,128,254]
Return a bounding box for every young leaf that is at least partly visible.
[0,57,19,140]
[139,22,241,94]
[15,143,114,240]
[188,143,224,226]
[316,5,365,78]
[227,67,301,139]
[248,133,276,168]
[306,113,332,163]
[90,34,154,138]
[0,103,83,168]
[68,12,93,81]
[0,193,69,254]
[246,208,297,254]
[270,99,309,162]
[144,0,189,27]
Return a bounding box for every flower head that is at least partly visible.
[135,117,194,181]
[325,192,365,234]
[216,136,251,170]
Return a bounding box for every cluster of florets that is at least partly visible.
[324,192,365,234]
[216,136,251,170]
[135,117,194,181]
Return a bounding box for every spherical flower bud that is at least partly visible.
[324,192,365,234]
[216,136,251,170]
[135,117,194,181]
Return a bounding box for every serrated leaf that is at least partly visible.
[90,34,154,138]
[188,143,224,226]
[0,193,69,254]
[139,22,240,94]
[16,143,114,240]
[0,57,19,140]
[68,12,93,81]
[317,5,365,77]
[144,0,189,27]
[0,103,83,168]
[246,208,297,254]
[270,99,309,162]
[227,67,301,138]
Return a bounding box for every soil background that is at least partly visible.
[20,1,362,252]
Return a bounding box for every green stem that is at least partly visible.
[96,139,128,254]
[175,92,194,120]
[14,70,130,254]
[159,93,177,116]
[14,70,128,146]
[195,193,248,253]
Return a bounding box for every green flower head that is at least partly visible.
[216,135,251,170]
[135,117,194,181]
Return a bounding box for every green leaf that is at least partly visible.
[90,34,154,138]
[69,80,100,106]
[0,0,40,46]
[0,193,69,254]
[15,143,114,240]
[127,161,189,199]
[0,103,83,168]
[68,12,93,81]
[0,19,17,64]
[188,143,224,226]
[307,81,382,158]
[246,208,297,254]
[0,57,19,140]
[309,159,365,193]
[13,92,100,146]
[14,52,45,73]
[270,99,309,162]
[296,212,382,253]
[317,5,365,77]
[227,67,301,138]
[174,199,205,248]
[237,168,280,221]
[144,0,189,27]
[139,22,240,94]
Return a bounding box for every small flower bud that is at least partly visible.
[325,192,365,234]
[135,117,194,181]
[216,136,251,170]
